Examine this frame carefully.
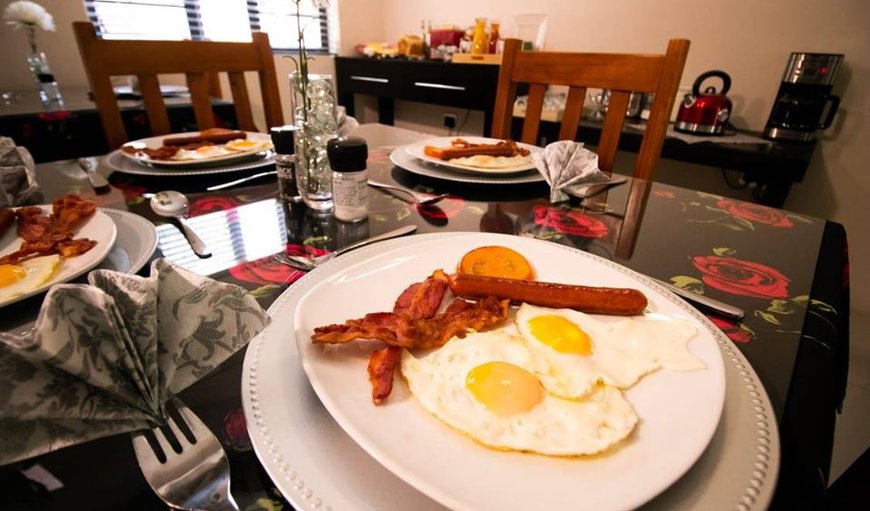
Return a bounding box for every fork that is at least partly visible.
[274,224,417,271]
[367,179,448,205]
[132,399,239,511]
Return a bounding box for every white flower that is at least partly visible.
[3,1,55,31]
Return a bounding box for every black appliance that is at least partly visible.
[763,52,843,142]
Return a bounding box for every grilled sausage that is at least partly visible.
[447,273,648,316]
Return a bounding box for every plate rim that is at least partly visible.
[390,146,546,185]
[239,232,772,511]
[405,136,541,175]
[119,130,272,168]
[0,205,118,308]
[99,208,158,274]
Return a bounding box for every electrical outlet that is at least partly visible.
[443,114,457,129]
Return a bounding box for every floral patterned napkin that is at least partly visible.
[0,259,270,465]
[531,140,613,203]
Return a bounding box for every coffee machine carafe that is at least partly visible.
[763,52,843,142]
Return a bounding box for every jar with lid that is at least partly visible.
[270,126,301,203]
[487,20,500,54]
[328,136,369,222]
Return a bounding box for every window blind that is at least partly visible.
[84,0,335,52]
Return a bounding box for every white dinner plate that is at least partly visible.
[0,205,117,308]
[391,146,546,185]
[405,136,542,174]
[249,233,727,511]
[98,209,158,274]
[117,131,273,169]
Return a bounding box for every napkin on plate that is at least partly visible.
[0,259,270,465]
[532,140,614,203]
[0,137,43,208]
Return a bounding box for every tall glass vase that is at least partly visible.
[26,51,63,107]
[290,71,338,211]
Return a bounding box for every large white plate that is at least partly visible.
[405,136,541,174]
[112,131,273,173]
[0,205,117,308]
[98,209,158,274]
[391,146,545,185]
[249,233,730,510]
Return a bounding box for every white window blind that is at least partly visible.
[84,0,336,52]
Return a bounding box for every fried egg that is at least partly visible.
[448,154,532,170]
[172,145,235,161]
[225,138,273,153]
[401,331,638,456]
[515,304,704,399]
[0,254,61,303]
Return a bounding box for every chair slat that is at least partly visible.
[229,72,255,132]
[521,84,547,145]
[597,90,631,173]
[137,74,171,135]
[558,86,586,141]
[186,73,216,130]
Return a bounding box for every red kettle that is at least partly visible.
[675,70,733,135]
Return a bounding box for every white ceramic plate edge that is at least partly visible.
[119,131,272,168]
[390,146,546,185]
[242,232,778,511]
[0,206,117,307]
[405,136,541,175]
[99,209,158,274]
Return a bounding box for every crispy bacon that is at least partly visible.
[313,296,509,349]
[368,346,402,405]
[0,195,97,265]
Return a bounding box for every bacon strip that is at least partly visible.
[0,195,97,266]
[423,138,529,160]
[313,296,509,349]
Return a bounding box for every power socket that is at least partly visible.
[443,114,457,130]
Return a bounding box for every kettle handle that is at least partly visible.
[692,70,731,96]
[818,95,841,129]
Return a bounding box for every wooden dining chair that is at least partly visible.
[72,21,284,150]
[491,38,690,181]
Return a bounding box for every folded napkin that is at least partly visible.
[0,259,270,465]
[0,137,43,208]
[531,140,613,203]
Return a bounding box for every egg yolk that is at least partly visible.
[0,264,27,287]
[528,315,592,355]
[466,361,544,416]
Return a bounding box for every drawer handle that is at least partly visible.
[413,82,466,92]
[350,75,389,84]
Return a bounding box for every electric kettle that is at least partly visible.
[675,70,733,135]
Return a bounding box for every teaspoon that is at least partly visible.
[149,190,212,258]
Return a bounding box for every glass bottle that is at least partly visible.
[270,126,301,203]
[471,18,488,55]
[328,136,369,223]
[487,21,501,54]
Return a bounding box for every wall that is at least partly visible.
[0,0,866,314]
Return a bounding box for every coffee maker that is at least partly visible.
[763,52,843,142]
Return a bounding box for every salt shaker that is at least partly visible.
[270,126,301,203]
[328,136,369,222]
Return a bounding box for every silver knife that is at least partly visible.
[77,157,110,190]
[651,277,745,320]
[207,170,277,191]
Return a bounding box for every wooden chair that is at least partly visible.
[72,21,284,149]
[491,38,690,181]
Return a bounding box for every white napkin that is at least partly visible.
[531,140,613,203]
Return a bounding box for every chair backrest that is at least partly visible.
[73,21,284,149]
[491,38,690,181]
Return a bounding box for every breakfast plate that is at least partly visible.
[239,233,773,511]
[0,205,117,308]
[405,136,542,175]
[98,209,158,274]
[117,131,273,169]
[391,146,545,185]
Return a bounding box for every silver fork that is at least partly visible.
[132,399,239,511]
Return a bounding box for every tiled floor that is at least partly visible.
[829,309,870,483]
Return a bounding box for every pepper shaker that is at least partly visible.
[270,126,301,203]
[328,136,369,223]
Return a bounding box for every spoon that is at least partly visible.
[149,190,212,258]
[274,225,417,271]
[367,179,448,206]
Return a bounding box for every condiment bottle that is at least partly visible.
[270,126,301,203]
[487,21,500,54]
[328,136,369,223]
[471,18,488,55]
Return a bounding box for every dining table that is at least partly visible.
[0,123,849,511]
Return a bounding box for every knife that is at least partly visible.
[651,277,745,320]
[77,157,111,192]
[207,170,277,191]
